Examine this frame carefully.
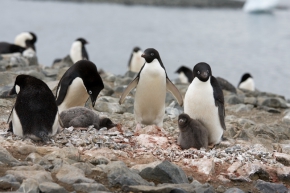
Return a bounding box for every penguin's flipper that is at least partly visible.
[211,76,226,130]
[119,77,139,104]
[166,78,183,106]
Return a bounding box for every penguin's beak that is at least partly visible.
[141,53,145,58]
[90,95,96,107]
[201,72,208,79]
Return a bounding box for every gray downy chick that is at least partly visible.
[60,106,116,129]
[177,113,208,150]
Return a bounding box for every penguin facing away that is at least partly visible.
[60,107,116,129]
[119,48,183,128]
[14,32,37,51]
[177,113,208,150]
[175,66,193,83]
[238,73,255,91]
[8,75,59,142]
[128,47,145,73]
[184,62,226,145]
[0,42,26,54]
[56,60,104,113]
[70,38,89,64]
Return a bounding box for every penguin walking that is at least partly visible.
[184,62,226,145]
[56,60,104,113]
[128,47,145,73]
[175,66,193,83]
[8,75,59,142]
[177,113,208,150]
[119,48,183,128]
[0,32,37,54]
[238,73,255,91]
[70,38,89,63]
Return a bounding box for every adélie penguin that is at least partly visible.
[128,47,145,73]
[119,48,183,128]
[56,60,104,113]
[8,75,59,142]
[70,38,89,63]
[184,62,226,146]
[238,73,255,91]
[175,65,193,83]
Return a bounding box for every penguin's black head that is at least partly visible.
[175,66,192,74]
[193,62,212,82]
[25,32,37,51]
[240,73,252,83]
[133,47,141,53]
[178,113,190,130]
[9,75,30,95]
[141,48,160,63]
[76,38,89,45]
[99,118,117,129]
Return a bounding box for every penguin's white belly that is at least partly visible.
[239,78,255,91]
[70,41,82,64]
[179,72,189,83]
[51,113,59,136]
[184,78,223,144]
[134,61,166,127]
[58,77,88,113]
[12,110,23,137]
[130,51,145,72]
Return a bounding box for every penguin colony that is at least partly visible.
[2,32,255,149]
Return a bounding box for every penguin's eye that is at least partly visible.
[197,71,200,75]
[151,53,154,56]
[88,90,92,95]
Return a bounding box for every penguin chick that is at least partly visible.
[177,113,208,150]
[9,75,59,142]
[238,73,255,91]
[70,38,89,63]
[128,47,145,73]
[60,107,116,129]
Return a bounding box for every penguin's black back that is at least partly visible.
[0,42,26,54]
[238,73,252,86]
[13,75,57,137]
[56,60,104,106]
[175,66,193,83]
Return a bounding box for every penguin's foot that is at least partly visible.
[208,144,216,149]
[36,131,50,143]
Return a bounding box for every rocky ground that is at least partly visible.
[1,53,290,193]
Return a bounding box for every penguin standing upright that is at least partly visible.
[70,38,89,63]
[8,75,59,142]
[119,48,183,128]
[175,66,193,83]
[184,62,226,145]
[128,47,145,73]
[238,73,255,91]
[56,60,104,113]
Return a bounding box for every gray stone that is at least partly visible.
[257,97,288,108]
[165,107,181,118]
[0,72,17,87]
[0,98,13,107]
[114,85,129,93]
[244,97,257,105]
[0,146,20,165]
[73,183,109,192]
[56,67,69,80]
[254,124,276,141]
[39,182,68,193]
[56,164,94,184]
[226,104,253,113]
[282,112,290,124]
[6,165,53,183]
[114,76,133,86]
[0,85,14,98]
[72,162,94,175]
[225,95,243,104]
[277,166,290,182]
[17,178,39,193]
[0,174,21,190]
[274,152,290,166]
[225,188,245,193]
[124,71,138,78]
[94,101,125,114]
[138,160,189,184]
[25,153,42,163]
[42,68,58,77]
[104,161,151,186]
[254,179,288,193]
[52,55,73,69]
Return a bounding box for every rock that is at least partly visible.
[114,76,133,86]
[83,148,118,162]
[94,101,125,114]
[282,112,290,124]
[234,161,269,181]
[123,183,196,193]
[56,164,94,184]
[254,179,288,193]
[25,153,42,164]
[0,146,20,165]
[134,161,189,184]
[225,188,245,193]
[257,97,288,108]
[274,152,290,166]
[56,67,69,80]
[104,161,152,186]
[0,72,17,87]
[41,68,58,77]
[72,162,94,175]
[165,107,182,118]
[73,183,109,192]
[124,71,138,78]
[6,165,53,183]
[0,98,13,107]
[224,95,243,104]
[244,97,257,105]
[38,182,68,193]
[226,104,253,113]
[17,178,39,193]
[134,134,168,149]
[277,166,290,182]
[52,55,73,69]
[0,174,21,190]
[0,85,13,98]
[279,144,290,154]
[190,158,215,175]
[216,77,237,94]
[16,144,36,155]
